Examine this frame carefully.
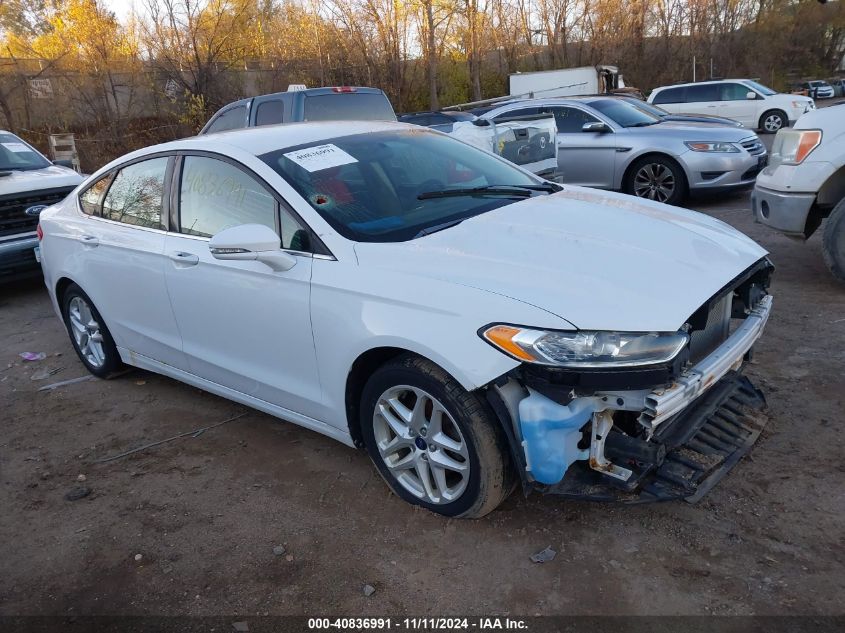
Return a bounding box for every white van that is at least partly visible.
[648,79,815,133]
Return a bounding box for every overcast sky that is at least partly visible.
[103,0,142,21]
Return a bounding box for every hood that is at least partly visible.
[796,104,845,131]
[353,187,767,332]
[664,114,743,127]
[0,165,83,197]
[630,120,754,141]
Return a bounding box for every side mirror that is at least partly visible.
[53,159,74,168]
[209,223,297,272]
[582,121,610,133]
[746,91,757,100]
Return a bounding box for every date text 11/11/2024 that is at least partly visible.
[307,617,529,630]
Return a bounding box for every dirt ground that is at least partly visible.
[2,148,845,618]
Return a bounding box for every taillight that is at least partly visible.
[331,86,357,93]
[37,223,44,241]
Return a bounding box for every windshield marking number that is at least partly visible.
[283,143,358,172]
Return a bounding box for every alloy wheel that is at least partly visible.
[68,296,106,368]
[372,385,470,504]
[764,114,783,133]
[633,163,676,202]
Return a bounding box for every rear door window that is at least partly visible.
[685,84,719,103]
[492,107,540,121]
[542,106,599,132]
[255,100,284,126]
[102,157,169,230]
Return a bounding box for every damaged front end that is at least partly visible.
[483,259,773,503]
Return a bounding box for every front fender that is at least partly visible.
[309,258,572,431]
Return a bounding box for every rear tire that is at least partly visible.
[822,198,845,284]
[61,283,123,378]
[360,354,514,518]
[759,110,787,134]
[624,155,687,206]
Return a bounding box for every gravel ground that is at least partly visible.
[1,135,844,618]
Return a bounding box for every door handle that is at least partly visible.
[169,251,199,266]
[79,235,99,247]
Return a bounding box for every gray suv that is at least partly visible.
[201,86,396,134]
[475,96,767,205]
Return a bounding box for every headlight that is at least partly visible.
[481,325,688,368]
[770,129,822,167]
[684,141,739,153]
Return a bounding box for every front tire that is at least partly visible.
[61,283,123,378]
[360,354,514,518]
[759,110,787,134]
[625,155,687,205]
[822,198,845,284]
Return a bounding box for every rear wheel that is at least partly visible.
[759,110,787,134]
[625,155,687,205]
[61,283,122,378]
[822,198,845,284]
[360,354,514,518]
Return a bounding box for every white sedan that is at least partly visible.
[38,121,773,517]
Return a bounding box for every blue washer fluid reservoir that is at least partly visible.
[518,390,597,485]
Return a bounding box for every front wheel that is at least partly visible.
[625,155,687,205]
[360,355,514,518]
[822,198,845,284]
[759,110,787,134]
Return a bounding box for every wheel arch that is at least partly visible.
[345,346,415,448]
[620,151,690,193]
[55,276,78,306]
[803,164,845,238]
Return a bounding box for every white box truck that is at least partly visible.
[508,65,623,98]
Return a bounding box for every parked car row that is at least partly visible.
[793,80,838,99]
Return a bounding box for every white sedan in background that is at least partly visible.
[38,121,773,517]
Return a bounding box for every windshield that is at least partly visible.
[303,93,396,122]
[744,80,776,96]
[260,129,542,242]
[0,133,51,171]
[586,98,661,127]
[623,98,668,118]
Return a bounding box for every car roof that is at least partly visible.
[216,87,387,111]
[116,120,417,165]
[653,79,754,91]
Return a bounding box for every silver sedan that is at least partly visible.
[475,96,767,205]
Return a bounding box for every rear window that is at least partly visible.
[303,93,396,122]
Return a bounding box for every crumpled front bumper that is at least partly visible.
[640,295,772,430]
[490,295,773,504]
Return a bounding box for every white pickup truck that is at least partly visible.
[752,104,845,282]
